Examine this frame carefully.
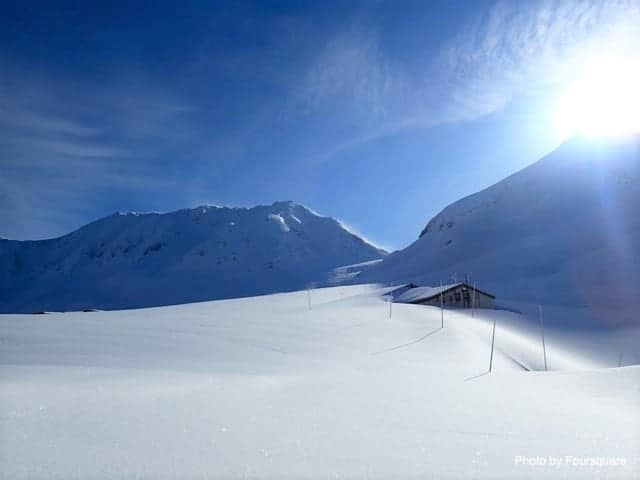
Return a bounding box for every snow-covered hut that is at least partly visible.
[394,283,494,308]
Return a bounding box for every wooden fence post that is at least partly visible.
[539,305,547,371]
[489,316,497,373]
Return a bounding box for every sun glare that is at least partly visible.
[555,55,640,139]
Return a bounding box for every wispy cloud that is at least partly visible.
[292,0,640,162]
[291,23,400,124]
[435,0,640,122]
[12,138,128,160]
[0,110,104,137]
[0,62,195,239]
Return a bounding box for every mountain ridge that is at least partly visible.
[354,135,640,327]
[0,201,385,313]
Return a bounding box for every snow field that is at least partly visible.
[1,285,637,478]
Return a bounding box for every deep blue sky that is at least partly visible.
[1,1,638,249]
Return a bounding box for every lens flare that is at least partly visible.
[555,56,640,139]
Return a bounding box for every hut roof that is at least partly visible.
[394,282,495,303]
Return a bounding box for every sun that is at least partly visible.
[555,55,640,139]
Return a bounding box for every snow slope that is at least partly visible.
[1,285,637,479]
[356,135,640,328]
[0,201,385,313]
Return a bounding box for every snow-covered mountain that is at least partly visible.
[355,135,640,327]
[0,201,385,313]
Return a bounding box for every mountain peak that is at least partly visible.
[0,201,384,313]
[270,200,297,208]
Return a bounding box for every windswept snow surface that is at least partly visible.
[356,135,640,328]
[1,285,637,479]
[0,201,385,313]
[328,259,384,284]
